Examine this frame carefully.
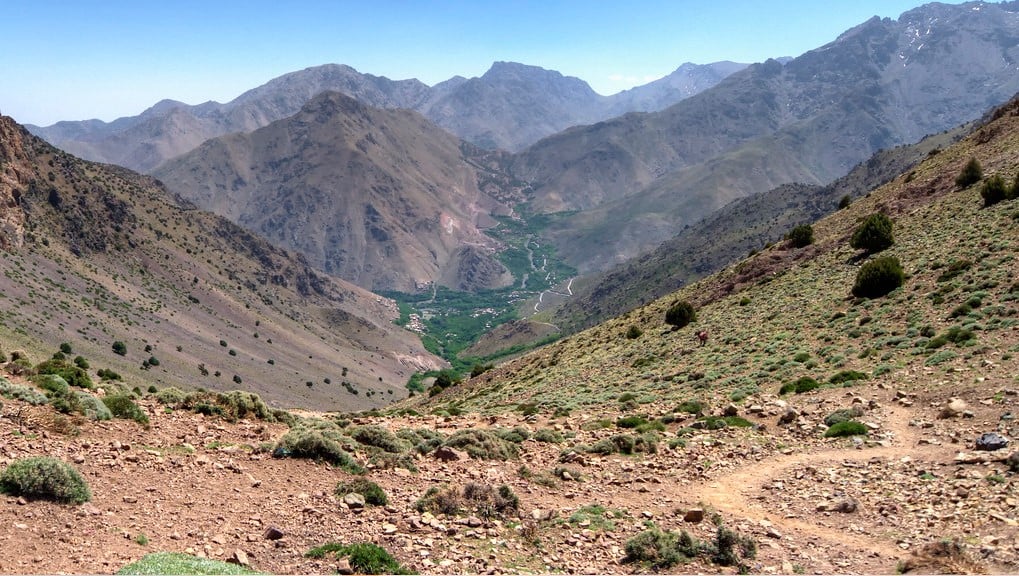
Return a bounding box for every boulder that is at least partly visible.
[683,508,705,523]
[975,432,1009,452]
[433,446,469,462]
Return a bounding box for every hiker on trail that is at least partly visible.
[697,330,708,347]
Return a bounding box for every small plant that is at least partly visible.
[273,423,364,474]
[665,301,696,329]
[955,157,983,189]
[625,325,643,339]
[0,457,91,503]
[675,400,704,414]
[779,376,820,395]
[981,175,1008,206]
[850,213,894,253]
[305,542,414,575]
[442,429,519,460]
[102,394,150,426]
[853,256,904,298]
[349,425,410,454]
[624,525,701,570]
[335,478,388,506]
[713,525,757,567]
[829,370,868,385]
[786,223,814,248]
[824,420,868,438]
[616,415,648,429]
[117,552,259,575]
[134,533,149,546]
[838,195,852,209]
[111,341,127,356]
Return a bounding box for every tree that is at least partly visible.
[111,341,127,356]
[850,213,894,254]
[838,195,852,210]
[665,301,696,329]
[955,157,983,189]
[853,256,904,298]
[981,174,1008,207]
[786,224,814,248]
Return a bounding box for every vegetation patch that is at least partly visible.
[779,377,820,395]
[335,478,388,506]
[0,456,91,504]
[117,552,261,575]
[273,420,364,474]
[442,429,519,460]
[305,542,414,575]
[824,420,869,438]
[102,393,150,426]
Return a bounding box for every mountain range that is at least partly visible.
[27,60,747,172]
[17,1,1019,347]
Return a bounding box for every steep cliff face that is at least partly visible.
[0,116,31,249]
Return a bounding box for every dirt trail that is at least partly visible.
[687,401,956,565]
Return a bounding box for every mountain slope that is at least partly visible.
[0,114,442,411]
[512,2,1019,272]
[153,92,512,293]
[553,121,972,332]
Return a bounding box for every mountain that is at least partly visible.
[552,120,972,333]
[153,91,513,293]
[605,60,750,115]
[415,61,608,152]
[27,61,743,171]
[0,113,442,411]
[511,1,1019,273]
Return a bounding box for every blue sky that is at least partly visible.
[3,0,967,126]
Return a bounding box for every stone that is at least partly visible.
[227,549,249,566]
[433,446,468,462]
[939,398,968,419]
[832,498,858,513]
[531,508,553,522]
[262,526,284,540]
[723,404,739,417]
[336,558,354,575]
[778,409,797,425]
[343,493,366,509]
[683,508,704,523]
[975,432,1009,451]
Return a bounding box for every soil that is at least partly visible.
[0,380,1016,574]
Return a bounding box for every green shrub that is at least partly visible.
[397,428,445,455]
[665,301,696,329]
[624,526,701,570]
[0,457,91,503]
[73,391,113,421]
[625,325,643,339]
[712,526,757,567]
[350,425,410,453]
[73,356,89,369]
[853,256,904,298]
[850,213,894,253]
[117,552,260,575]
[494,426,531,443]
[34,359,94,390]
[824,420,868,438]
[936,260,972,283]
[779,377,819,395]
[463,482,519,518]
[787,224,814,248]
[978,175,1010,206]
[828,370,868,385]
[154,386,187,407]
[0,378,49,405]
[616,415,648,429]
[111,341,127,356]
[306,542,414,575]
[925,350,957,366]
[824,407,864,427]
[838,195,852,209]
[273,423,364,474]
[955,157,983,189]
[533,428,564,443]
[102,394,149,426]
[442,429,519,460]
[335,478,388,506]
[415,485,462,515]
[675,400,704,414]
[33,374,70,397]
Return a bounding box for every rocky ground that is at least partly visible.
[0,373,1016,575]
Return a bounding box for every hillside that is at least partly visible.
[553,122,972,333]
[0,114,441,411]
[1,95,1017,576]
[153,92,513,293]
[512,2,1019,273]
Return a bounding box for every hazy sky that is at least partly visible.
[3,0,969,126]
